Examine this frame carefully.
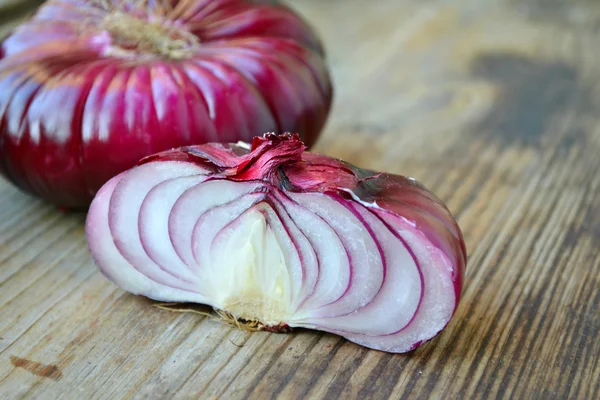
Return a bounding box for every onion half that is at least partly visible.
[86,133,467,353]
[0,0,332,207]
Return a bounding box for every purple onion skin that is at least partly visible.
[141,133,467,304]
[0,0,332,207]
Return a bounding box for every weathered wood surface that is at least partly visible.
[1,0,599,398]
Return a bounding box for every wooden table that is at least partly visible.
[1,0,599,398]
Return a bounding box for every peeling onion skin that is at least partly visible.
[0,0,332,208]
[86,133,467,353]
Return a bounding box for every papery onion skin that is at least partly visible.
[0,0,332,208]
[86,133,467,353]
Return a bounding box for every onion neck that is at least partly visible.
[233,133,307,184]
[100,11,199,60]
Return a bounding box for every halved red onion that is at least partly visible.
[0,0,332,207]
[85,133,467,353]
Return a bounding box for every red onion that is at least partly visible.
[85,133,467,353]
[0,0,332,207]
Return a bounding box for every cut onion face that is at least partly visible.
[0,0,332,207]
[85,133,467,353]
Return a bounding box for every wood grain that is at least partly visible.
[1,0,599,398]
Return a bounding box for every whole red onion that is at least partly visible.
[86,133,467,353]
[0,0,332,207]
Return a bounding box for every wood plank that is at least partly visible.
[0,0,599,398]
